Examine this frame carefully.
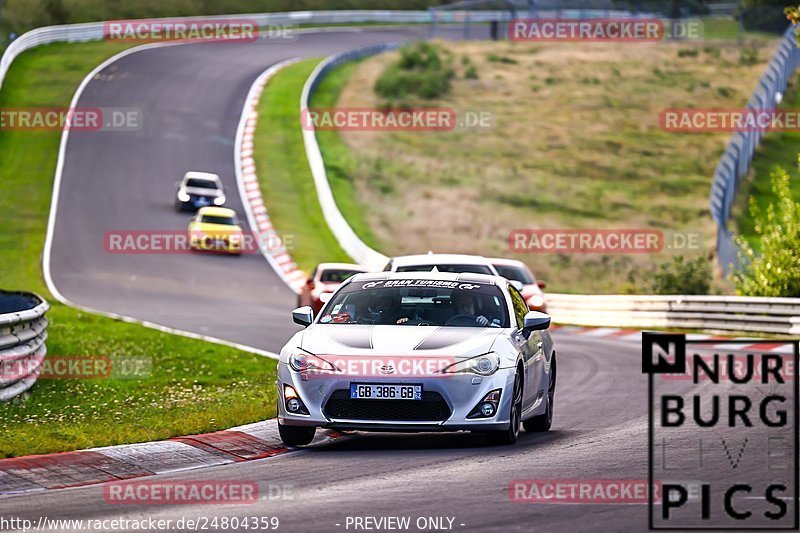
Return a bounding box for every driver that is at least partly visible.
[451,291,490,326]
[369,293,410,325]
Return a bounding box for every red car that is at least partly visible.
[489,257,548,313]
[297,263,367,314]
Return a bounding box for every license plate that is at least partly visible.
[350,383,422,401]
[194,197,210,207]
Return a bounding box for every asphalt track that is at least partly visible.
[48,26,487,350]
[9,26,794,532]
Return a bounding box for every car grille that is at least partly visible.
[323,389,451,422]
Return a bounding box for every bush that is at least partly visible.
[732,162,800,296]
[374,42,454,102]
[649,255,713,295]
[464,64,479,79]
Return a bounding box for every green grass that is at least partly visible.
[735,72,800,250]
[0,41,278,458]
[253,59,353,272]
[312,59,383,251]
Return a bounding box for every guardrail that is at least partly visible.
[546,293,800,335]
[301,43,397,271]
[0,291,49,401]
[709,24,800,274]
[0,10,511,92]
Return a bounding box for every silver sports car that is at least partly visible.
[276,271,556,446]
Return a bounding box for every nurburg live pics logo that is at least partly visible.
[642,333,799,530]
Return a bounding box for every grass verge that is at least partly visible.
[0,41,277,458]
[325,37,777,294]
[252,58,354,273]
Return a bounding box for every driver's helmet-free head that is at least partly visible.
[451,291,477,314]
[369,292,400,323]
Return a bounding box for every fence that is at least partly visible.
[710,24,800,275]
[0,291,49,401]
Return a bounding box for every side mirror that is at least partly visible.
[537,281,547,289]
[523,311,550,331]
[509,280,524,292]
[292,306,314,327]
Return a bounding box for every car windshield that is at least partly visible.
[320,269,362,283]
[200,215,237,225]
[494,265,534,285]
[396,264,494,275]
[186,178,218,189]
[318,279,509,328]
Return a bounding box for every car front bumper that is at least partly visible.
[277,363,516,432]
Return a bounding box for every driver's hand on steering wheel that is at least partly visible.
[476,315,489,326]
[397,317,409,324]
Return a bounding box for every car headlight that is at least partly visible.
[178,191,190,202]
[528,294,545,308]
[439,353,500,376]
[213,196,226,206]
[288,349,339,373]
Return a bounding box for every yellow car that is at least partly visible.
[188,207,244,255]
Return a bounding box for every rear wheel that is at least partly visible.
[524,354,556,432]
[278,422,316,446]
[487,369,523,445]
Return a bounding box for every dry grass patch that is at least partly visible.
[333,38,776,293]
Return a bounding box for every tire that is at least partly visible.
[523,354,556,432]
[486,369,523,445]
[278,422,316,446]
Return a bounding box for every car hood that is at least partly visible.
[300,325,502,358]
[184,186,222,197]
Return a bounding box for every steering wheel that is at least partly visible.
[444,314,478,327]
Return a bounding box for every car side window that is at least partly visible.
[383,261,392,272]
[509,285,527,330]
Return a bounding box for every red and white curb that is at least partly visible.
[552,325,796,354]
[0,420,343,495]
[234,58,307,294]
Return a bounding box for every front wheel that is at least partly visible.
[524,354,556,432]
[486,369,522,445]
[278,422,316,446]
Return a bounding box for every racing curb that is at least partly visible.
[235,58,307,294]
[552,325,796,353]
[0,420,343,495]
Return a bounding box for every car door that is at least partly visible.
[508,284,541,414]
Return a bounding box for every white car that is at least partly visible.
[383,253,500,276]
[175,171,225,211]
[277,271,556,447]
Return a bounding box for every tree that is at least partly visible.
[732,159,800,296]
